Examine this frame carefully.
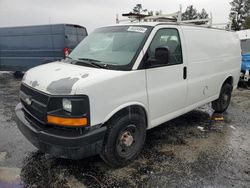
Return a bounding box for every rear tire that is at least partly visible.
[212,83,232,113]
[100,113,146,168]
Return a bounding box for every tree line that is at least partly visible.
[230,0,250,30]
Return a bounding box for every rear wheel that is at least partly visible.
[212,83,232,113]
[100,113,146,168]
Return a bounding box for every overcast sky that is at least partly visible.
[0,0,232,32]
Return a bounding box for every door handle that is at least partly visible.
[183,66,187,80]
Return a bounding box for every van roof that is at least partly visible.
[0,24,87,37]
[0,24,86,29]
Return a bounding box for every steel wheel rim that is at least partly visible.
[116,124,139,158]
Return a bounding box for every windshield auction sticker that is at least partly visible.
[127,27,147,33]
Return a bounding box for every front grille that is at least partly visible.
[20,84,49,104]
[20,84,49,123]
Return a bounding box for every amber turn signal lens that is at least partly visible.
[47,115,88,127]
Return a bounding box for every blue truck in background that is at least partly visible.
[237,30,250,86]
[0,24,87,75]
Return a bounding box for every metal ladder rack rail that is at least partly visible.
[116,5,229,30]
[117,12,212,27]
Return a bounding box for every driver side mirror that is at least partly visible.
[146,47,170,68]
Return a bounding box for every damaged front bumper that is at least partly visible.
[15,103,106,160]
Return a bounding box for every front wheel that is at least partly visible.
[100,113,146,168]
[212,83,232,113]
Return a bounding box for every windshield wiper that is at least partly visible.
[77,58,107,69]
[69,58,105,69]
[78,58,101,62]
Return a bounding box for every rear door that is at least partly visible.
[144,26,187,127]
[76,26,87,42]
[65,25,87,53]
[65,25,78,51]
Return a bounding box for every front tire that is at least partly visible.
[100,113,146,168]
[212,83,232,113]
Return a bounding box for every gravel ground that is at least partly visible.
[0,71,249,188]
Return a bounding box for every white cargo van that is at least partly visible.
[15,22,241,167]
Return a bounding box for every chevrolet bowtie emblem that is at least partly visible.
[24,97,32,105]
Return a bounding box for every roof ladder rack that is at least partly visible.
[116,5,230,29]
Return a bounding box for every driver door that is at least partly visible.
[145,27,188,127]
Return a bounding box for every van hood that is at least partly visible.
[22,61,123,95]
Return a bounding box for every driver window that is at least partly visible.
[148,28,183,65]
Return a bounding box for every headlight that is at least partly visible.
[62,98,72,112]
[47,95,90,127]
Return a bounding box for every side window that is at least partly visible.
[147,28,183,65]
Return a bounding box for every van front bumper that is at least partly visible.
[15,103,106,160]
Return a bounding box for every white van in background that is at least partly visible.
[15,22,241,167]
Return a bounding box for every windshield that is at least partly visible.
[241,39,250,54]
[69,26,151,70]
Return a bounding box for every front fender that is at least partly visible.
[102,102,149,127]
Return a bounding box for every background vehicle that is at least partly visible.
[15,20,241,167]
[0,24,87,74]
[237,30,250,86]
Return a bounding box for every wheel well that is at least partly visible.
[223,76,233,88]
[104,105,148,128]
